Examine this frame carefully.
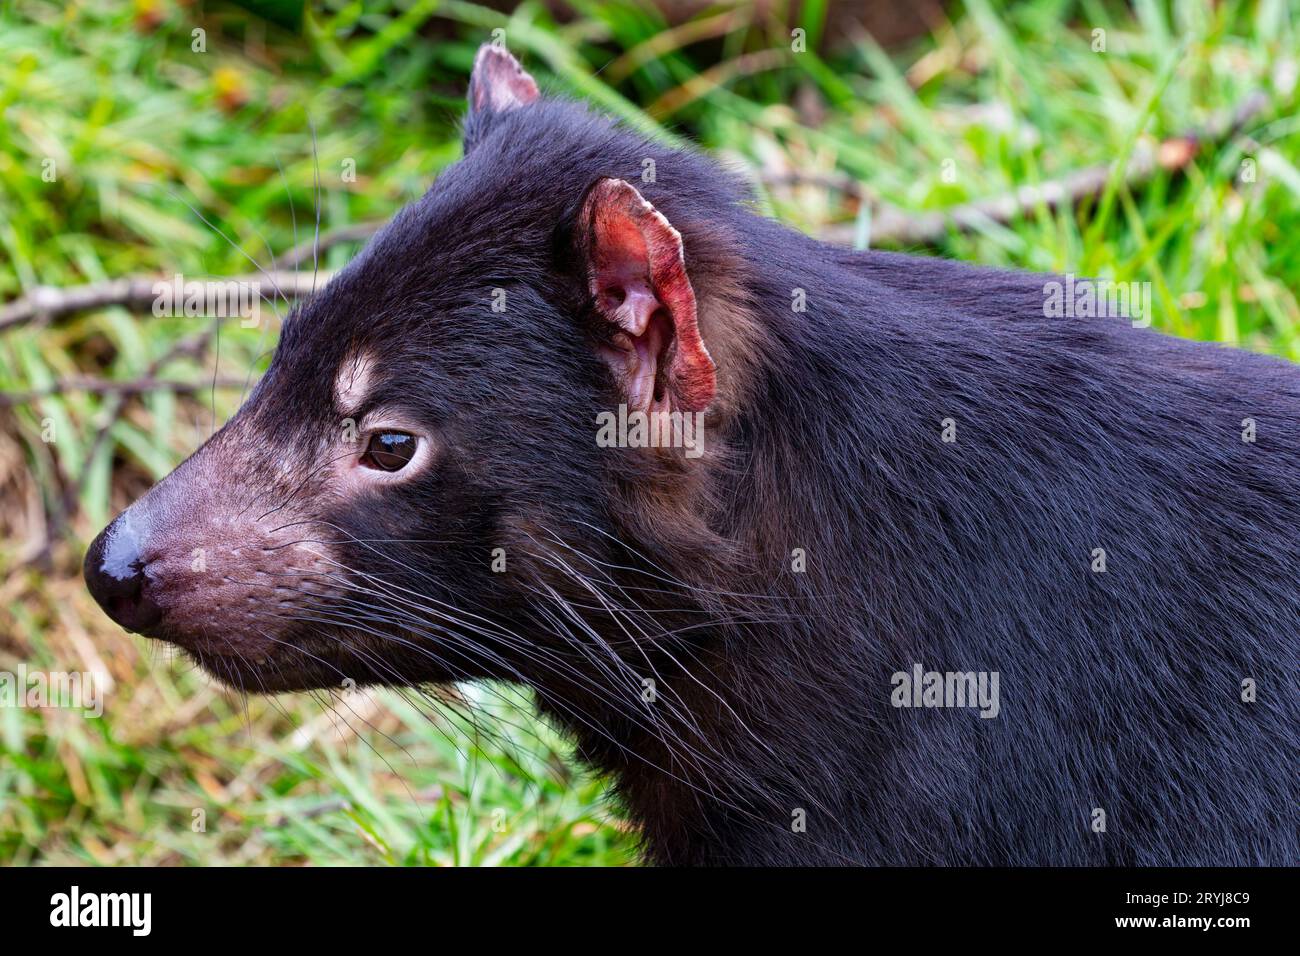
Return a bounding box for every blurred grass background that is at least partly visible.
[0,0,1296,865]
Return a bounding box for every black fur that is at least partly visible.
[92,86,1300,866]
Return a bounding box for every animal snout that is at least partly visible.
[83,508,164,635]
[83,476,338,665]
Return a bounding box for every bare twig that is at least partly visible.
[0,270,334,335]
[762,170,881,202]
[9,351,247,564]
[279,223,382,269]
[56,325,223,519]
[0,375,247,408]
[813,90,1270,247]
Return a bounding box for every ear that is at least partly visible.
[468,44,539,117]
[579,178,717,414]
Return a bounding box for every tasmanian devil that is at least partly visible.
[83,45,1298,866]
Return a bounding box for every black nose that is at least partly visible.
[84,510,163,634]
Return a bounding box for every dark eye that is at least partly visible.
[359,432,418,472]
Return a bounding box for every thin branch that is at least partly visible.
[0,375,247,408]
[279,222,381,269]
[58,326,220,519]
[813,90,1270,247]
[0,271,334,335]
[14,324,238,565]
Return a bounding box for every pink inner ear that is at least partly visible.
[470,45,540,114]
[583,179,716,414]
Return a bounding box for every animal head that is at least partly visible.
[83,46,762,695]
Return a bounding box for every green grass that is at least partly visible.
[1,0,1296,865]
